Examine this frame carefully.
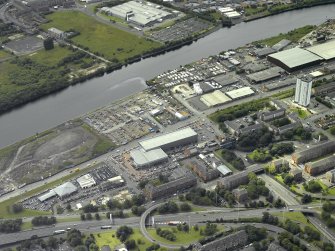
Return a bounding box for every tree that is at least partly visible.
[47,236,59,249]
[94,213,100,220]
[12,203,23,214]
[125,239,136,249]
[116,226,133,242]
[80,214,86,221]
[180,203,192,212]
[74,245,87,251]
[301,194,312,204]
[86,213,93,220]
[66,204,72,211]
[43,37,54,51]
[283,174,294,185]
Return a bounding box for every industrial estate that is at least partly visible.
[1,0,335,251]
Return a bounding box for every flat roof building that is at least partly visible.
[295,76,312,107]
[292,140,335,164]
[246,67,283,83]
[306,39,335,60]
[200,90,232,107]
[101,1,174,27]
[76,174,96,189]
[326,169,335,183]
[267,47,322,72]
[139,127,198,151]
[225,86,255,100]
[272,39,291,51]
[304,155,335,176]
[130,148,168,168]
[254,47,276,58]
[53,182,77,198]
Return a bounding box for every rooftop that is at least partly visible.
[268,47,322,69]
[226,86,255,99]
[139,127,197,151]
[200,90,232,107]
[76,174,96,188]
[217,164,232,176]
[130,148,168,166]
[53,182,77,197]
[306,39,335,60]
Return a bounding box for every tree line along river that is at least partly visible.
[0,4,335,148]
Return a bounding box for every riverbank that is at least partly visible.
[244,0,335,22]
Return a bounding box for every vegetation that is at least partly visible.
[41,11,161,62]
[185,187,234,207]
[31,216,56,226]
[157,201,179,214]
[237,127,274,151]
[0,219,22,233]
[245,173,269,200]
[301,194,312,204]
[330,126,335,135]
[303,180,322,193]
[116,225,133,242]
[43,37,54,50]
[156,228,176,241]
[316,96,333,108]
[217,149,245,170]
[271,117,291,127]
[254,25,315,46]
[281,126,312,141]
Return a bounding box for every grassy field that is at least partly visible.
[41,11,162,62]
[28,46,73,66]
[289,107,311,119]
[94,229,165,250]
[147,225,224,246]
[0,50,11,60]
[255,25,315,46]
[272,211,317,230]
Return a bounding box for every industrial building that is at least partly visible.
[130,148,168,168]
[139,127,198,152]
[292,140,335,164]
[313,82,335,95]
[101,1,174,27]
[253,47,276,58]
[267,47,322,72]
[262,78,296,92]
[272,39,291,51]
[48,27,65,39]
[294,76,312,107]
[38,181,77,202]
[76,174,96,189]
[304,155,335,176]
[306,39,335,60]
[200,90,232,107]
[217,165,263,190]
[225,86,255,100]
[246,67,283,83]
[14,0,74,12]
[100,176,125,191]
[217,164,233,176]
[144,173,196,200]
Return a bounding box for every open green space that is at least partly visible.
[147,225,223,245]
[289,107,311,119]
[255,25,315,46]
[272,211,317,231]
[41,11,162,62]
[94,229,165,251]
[28,46,73,66]
[0,50,11,60]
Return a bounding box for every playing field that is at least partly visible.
[41,11,162,62]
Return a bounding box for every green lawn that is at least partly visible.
[272,211,317,231]
[289,107,311,119]
[28,46,72,66]
[0,50,11,60]
[147,225,223,245]
[94,229,166,251]
[41,11,162,62]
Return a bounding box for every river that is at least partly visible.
[1,4,335,148]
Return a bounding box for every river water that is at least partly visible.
[1,4,335,148]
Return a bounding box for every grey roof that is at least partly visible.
[225,86,255,99]
[254,47,276,57]
[268,47,322,69]
[53,182,77,197]
[130,148,168,167]
[272,39,291,51]
[217,164,232,175]
[38,190,57,202]
[306,39,335,60]
[246,66,283,83]
[139,127,197,151]
[267,243,286,251]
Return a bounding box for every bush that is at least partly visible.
[116,226,133,242]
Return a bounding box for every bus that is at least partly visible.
[53,230,66,235]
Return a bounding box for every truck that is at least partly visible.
[53,230,66,235]
[100,225,112,229]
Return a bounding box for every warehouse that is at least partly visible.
[225,86,255,100]
[292,140,335,164]
[306,39,335,60]
[139,127,198,151]
[101,1,174,27]
[246,67,283,83]
[53,182,78,199]
[76,174,96,189]
[267,47,322,72]
[262,78,296,92]
[200,90,232,107]
[304,155,335,176]
[272,39,291,51]
[313,82,335,95]
[130,148,168,168]
[254,47,276,58]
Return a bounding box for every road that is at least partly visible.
[307,216,335,246]
[260,174,299,206]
